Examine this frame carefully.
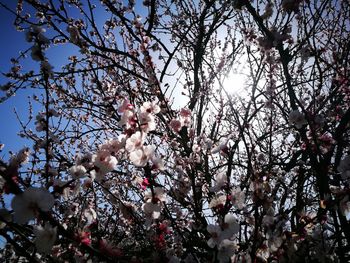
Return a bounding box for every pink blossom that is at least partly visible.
[93,150,118,175]
[118,99,133,113]
[129,145,155,167]
[170,119,182,133]
[140,101,160,114]
[125,131,145,152]
[138,112,156,132]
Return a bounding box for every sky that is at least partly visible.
[0,1,34,157]
[0,1,151,159]
[0,1,85,157]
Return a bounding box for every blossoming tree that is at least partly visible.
[0,0,349,262]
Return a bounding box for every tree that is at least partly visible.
[0,0,349,262]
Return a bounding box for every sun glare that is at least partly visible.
[223,71,247,94]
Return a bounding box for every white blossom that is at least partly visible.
[338,155,350,182]
[35,112,46,132]
[217,239,238,263]
[83,207,97,225]
[221,214,240,240]
[139,112,156,132]
[117,99,133,113]
[209,194,226,209]
[93,150,118,175]
[125,131,145,152]
[207,224,222,248]
[145,187,166,202]
[9,148,30,167]
[142,201,161,219]
[142,187,166,220]
[11,187,55,224]
[207,215,239,249]
[119,109,136,128]
[231,187,245,210]
[33,222,57,254]
[211,139,228,154]
[69,165,87,179]
[288,110,307,129]
[140,101,160,114]
[129,145,155,167]
[210,171,227,192]
[339,196,350,220]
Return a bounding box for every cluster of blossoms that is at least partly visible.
[126,131,155,167]
[34,109,59,132]
[169,108,192,133]
[33,222,57,254]
[92,136,125,180]
[288,109,307,129]
[118,99,164,169]
[119,99,160,133]
[11,187,55,224]
[25,26,53,76]
[65,100,164,193]
[9,147,30,168]
[9,187,57,253]
[338,155,350,183]
[281,0,305,13]
[207,214,240,262]
[66,137,124,184]
[142,187,167,223]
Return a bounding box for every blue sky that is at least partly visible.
[0,1,34,157]
[0,0,153,159]
[0,1,101,157]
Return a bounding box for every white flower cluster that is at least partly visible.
[119,100,163,168]
[209,188,245,210]
[9,148,30,167]
[65,101,163,186]
[33,222,57,254]
[25,26,53,76]
[126,131,155,167]
[207,214,239,263]
[142,187,166,222]
[35,109,59,132]
[338,155,350,183]
[288,109,307,129]
[119,99,160,133]
[92,136,126,180]
[11,187,55,224]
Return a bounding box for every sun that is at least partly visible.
[223,71,247,94]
